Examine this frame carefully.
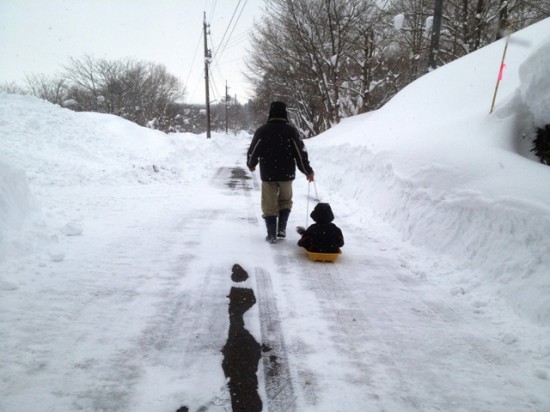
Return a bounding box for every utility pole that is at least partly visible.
[225,81,230,134]
[203,12,212,138]
[427,0,444,72]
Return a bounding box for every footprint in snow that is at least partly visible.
[61,221,83,236]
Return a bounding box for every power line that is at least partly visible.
[211,0,242,61]
[210,0,250,100]
[188,67,205,102]
[217,55,248,66]
[212,0,247,62]
[210,73,222,102]
[200,1,252,105]
[183,27,205,91]
[208,0,218,22]
[222,28,252,51]
[218,0,249,58]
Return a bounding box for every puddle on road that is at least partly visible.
[227,167,252,190]
[222,286,262,412]
[176,264,266,412]
[231,263,249,282]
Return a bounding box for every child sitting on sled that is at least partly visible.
[296,203,344,253]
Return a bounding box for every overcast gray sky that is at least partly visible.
[0,0,263,104]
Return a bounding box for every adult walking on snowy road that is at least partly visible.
[247,101,315,244]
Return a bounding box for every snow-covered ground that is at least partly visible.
[1,18,549,412]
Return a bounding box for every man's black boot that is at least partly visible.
[277,209,291,238]
[264,216,277,244]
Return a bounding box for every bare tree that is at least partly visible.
[385,0,433,82]
[414,0,549,65]
[247,0,383,136]
[62,55,104,111]
[60,56,185,128]
[25,74,67,105]
[0,81,27,95]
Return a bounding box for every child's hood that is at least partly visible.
[310,203,335,224]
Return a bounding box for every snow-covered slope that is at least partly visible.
[0,95,234,260]
[307,18,550,327]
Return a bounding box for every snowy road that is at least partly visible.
[1,142,547,412]
[4,20,550,409]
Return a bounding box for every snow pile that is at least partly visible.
[0,93,243,265]
[308,18,550,326]
[519,39,550,127]
[0,159,33,232]
[393,14,404,31]
[0,158,38,261]
[0,94,233,187]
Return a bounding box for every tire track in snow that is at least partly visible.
[307,227,536,411]
[211,164,258,227]
[210,164,301,409]
[255,267,297,412]
[294,257,421,411]
[227,162,323,409]
[132,205,232,411]
[267,241,324,408]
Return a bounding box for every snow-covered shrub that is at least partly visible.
[518,38,550,164]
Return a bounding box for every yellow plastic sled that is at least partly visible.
[304,248,342,262]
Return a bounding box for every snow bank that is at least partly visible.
[0,155,54,275]
[0,93,226,187]
[0,158,33,230]
[0,92,240,266]
[309,18,550,326]
[519,38,550,127]
[0,158,36,258]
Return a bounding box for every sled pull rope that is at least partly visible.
[306,182,310,227]
[313,180,320,202]
[305,181,321,227]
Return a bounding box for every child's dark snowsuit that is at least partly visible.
[297,203,344,253]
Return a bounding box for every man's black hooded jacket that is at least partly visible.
[247,103,313,182]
